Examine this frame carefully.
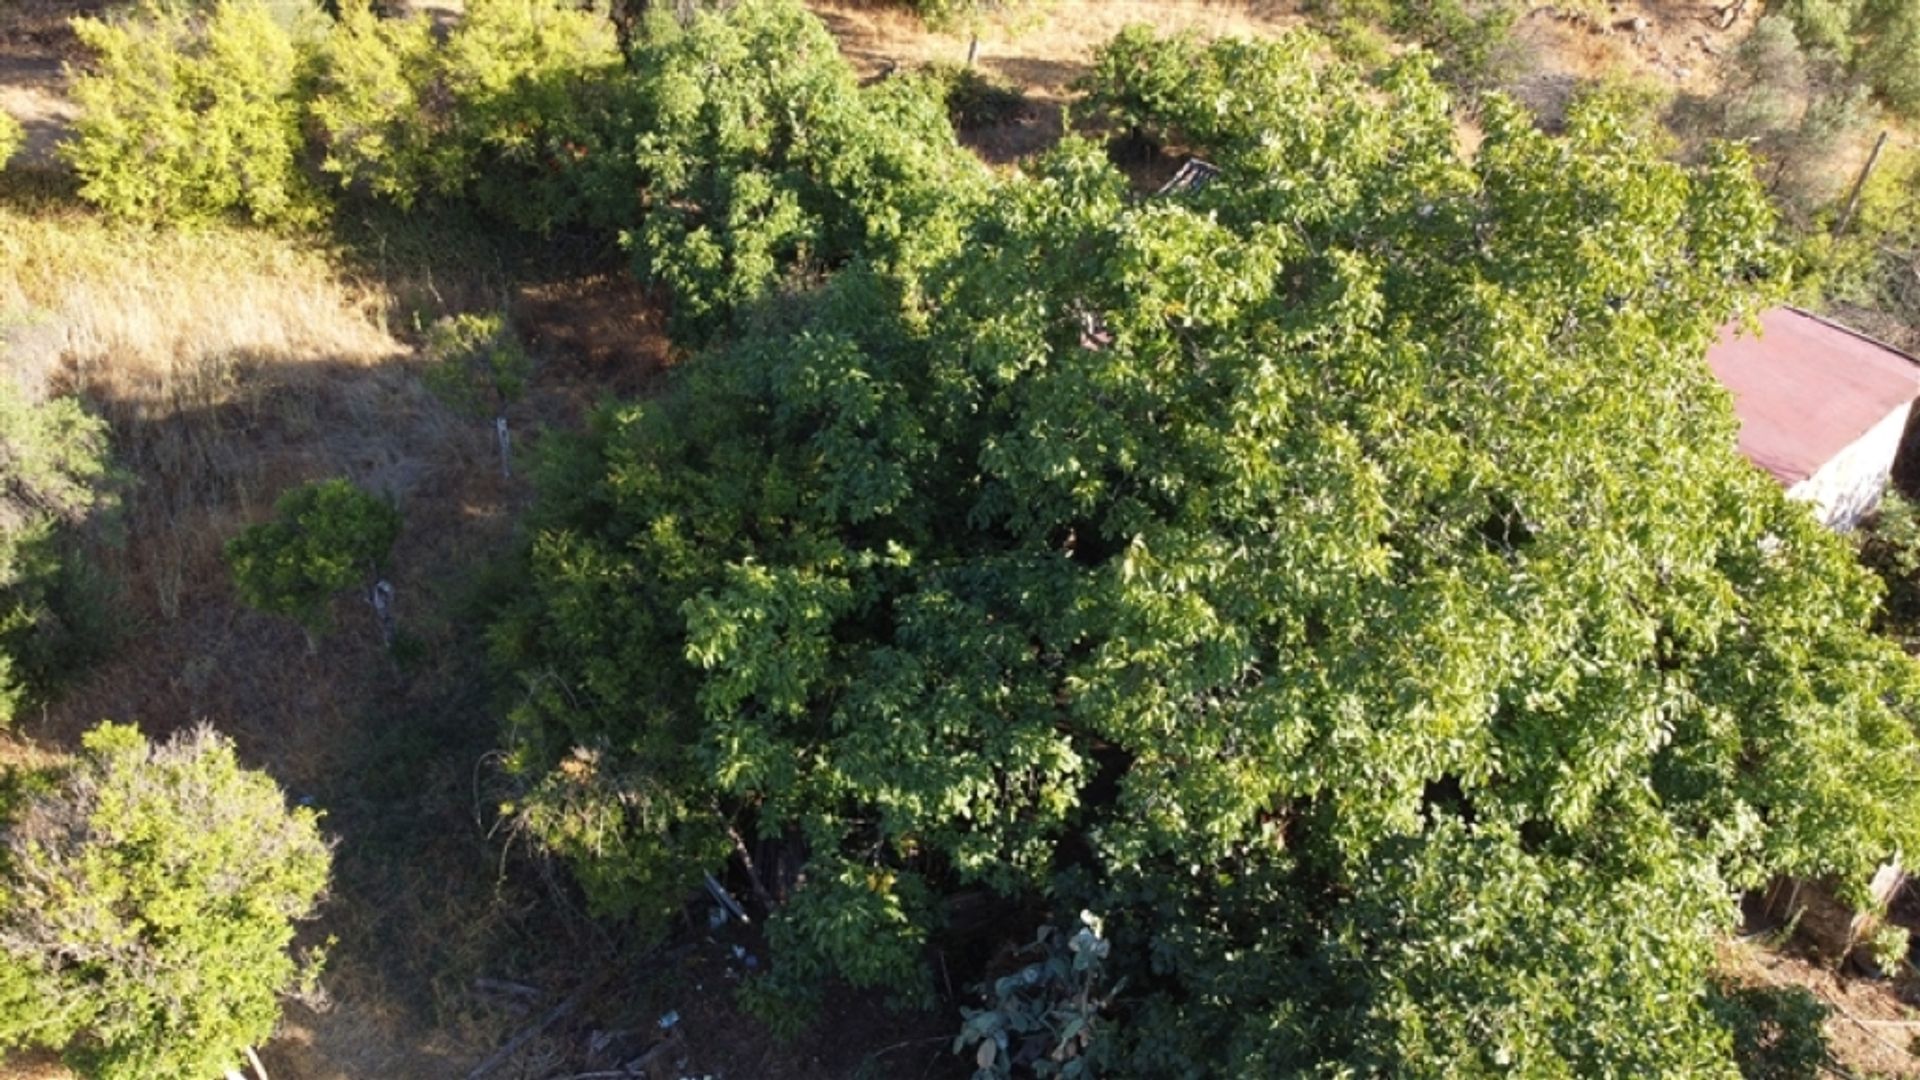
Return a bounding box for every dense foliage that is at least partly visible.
[616,0,988,339]
[312,0,625,230]
[0,381,115,725]
[1778,0,1920,116]
[0,722,330,1080]
[493,12,1920,1075]
[66,0,323,224]
[225,477,401,634]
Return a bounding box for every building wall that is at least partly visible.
[1788,401,1914,530]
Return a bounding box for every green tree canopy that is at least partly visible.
[616,0,989,340]
[1778,0,1920,117]
[493,17,1920,1074]
[225,477,401,634]
[0,722,330,1080]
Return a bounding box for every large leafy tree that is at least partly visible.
[494,17,1920,1074]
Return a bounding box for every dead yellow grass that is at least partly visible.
[0,202,400,400]
[0,200,418,622]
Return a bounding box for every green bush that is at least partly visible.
[893,0,1032,31]
[309,2,450,206]
[422,312,531,418]
[311,0,628,230]
[1778,0,1920,118]
[1302,0,1522,90]
[0,381,117,725]
[0,721,331,1080]
[225,477,401,634]
[0,111,21,169]
[496,18,1920,1075]
[66,0,325,224]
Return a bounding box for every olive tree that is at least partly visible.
[0,722,330,1080]
[492,18,1920,1075]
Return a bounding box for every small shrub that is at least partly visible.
[422,312,532,418]
[1869,923,1912,973]
[0,111,22,169]
[1327,17,1393,67]
[66,0,325,224]
[896,0,1034,31]
[225,477,401,635]
[1388,0,1522,89]
[954,911,1120,1080]
[0,721,331,1080]
[1304,0,1522,90]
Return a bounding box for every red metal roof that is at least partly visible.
[1707,307,1920,485]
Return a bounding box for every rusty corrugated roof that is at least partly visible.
[1706,307,1920,485]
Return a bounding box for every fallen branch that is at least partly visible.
[475,978,544,1000]
[245,1046,272,1080]
[704,872,748,924]
[467,969,612,1080]
[727,824,777,912]
[1709,0,1748,29]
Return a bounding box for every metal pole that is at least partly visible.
[1836,130,1890,238]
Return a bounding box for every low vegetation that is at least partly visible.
[0,113,21,170]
